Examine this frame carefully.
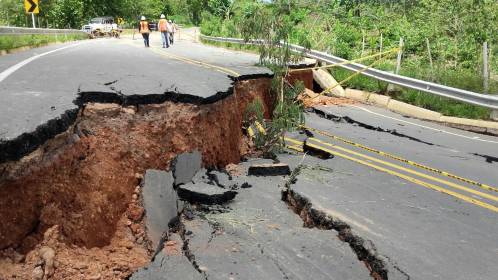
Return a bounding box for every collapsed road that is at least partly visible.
[1,29,498,280]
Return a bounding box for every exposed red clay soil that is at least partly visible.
[298,88,356,108]
[287,69,314,90]
[0,78,272,280]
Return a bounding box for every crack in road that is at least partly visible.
[472,153,498,164]
[282,166,391,280]
[311,107,442,147]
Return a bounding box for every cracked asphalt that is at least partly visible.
[0,30,271,162]
[1,28,498,280]
[281,103,498,280]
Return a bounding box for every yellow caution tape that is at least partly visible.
[288,47,400,73]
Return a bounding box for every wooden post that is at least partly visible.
[31,13,36,28]
[395,37,404,75]
[483,42,489,93]
[426,38,434,70]
[380,33,383,56]
[361,31,366,57]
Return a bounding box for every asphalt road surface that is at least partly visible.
[1,28,497,280]
[282,103,498,280]
[0,30,271,163]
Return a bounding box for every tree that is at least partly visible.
[208,0,233,19]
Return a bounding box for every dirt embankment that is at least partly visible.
[0,78,272,280]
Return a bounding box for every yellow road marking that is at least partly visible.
[303,126,498,193]
[283,137,498,213]
[308,137,498,203]
[122,39,241,77]
[149,46,241,77]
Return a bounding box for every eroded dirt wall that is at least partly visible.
[0,78,272,252]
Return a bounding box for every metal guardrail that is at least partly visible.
[201,34,498,110]
[0,26,87,36]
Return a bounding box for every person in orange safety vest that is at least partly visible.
[138,16,150,47]
[158,14,170,48]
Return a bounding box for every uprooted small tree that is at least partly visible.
[238,0,311,156]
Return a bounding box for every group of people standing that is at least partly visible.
[138,14,177,48]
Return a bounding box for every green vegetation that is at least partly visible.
[200,0,498,120]
[0,33,88,52]
[238,1,306,155]
[1,0,496,119]
[0,0,231,29]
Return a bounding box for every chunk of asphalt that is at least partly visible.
[172,150,202,186]
[129,251,203,280]
[207,170,235,189]
[177,182,238,205]
[248,163,291,176]
[191,168,212,185]
[240,182,252,189]
[303,140,334,160]
[142,170,179,251]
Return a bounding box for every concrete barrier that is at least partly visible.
[387,100,442,121]
[344,89,370,102]
[313,69,345,97]
[367,93,391,107]
[439,116,484,128]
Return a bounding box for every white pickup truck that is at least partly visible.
[82,17,122,38]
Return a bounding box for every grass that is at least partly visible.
[203,37,494,120]
[201,38,262,55]
[0,33,89,52]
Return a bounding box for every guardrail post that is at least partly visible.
[388,37,404,93]
[395,37,404,74]
[491,110,498,121]
[31,13,36,28]
[379,33,383,57]
[483,42,489,93]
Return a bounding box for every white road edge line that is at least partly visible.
[350,105,498,144]
[0,42,84,83]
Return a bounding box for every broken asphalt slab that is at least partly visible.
[129,251,204,280]
[181,160,371,280]
[177,182,238,205]
[278,153,498,280]
[129,233,204,280]
[142,170,180,251]
[305,106,498,187]
[172,151,202,186]
[247,163,291,176]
